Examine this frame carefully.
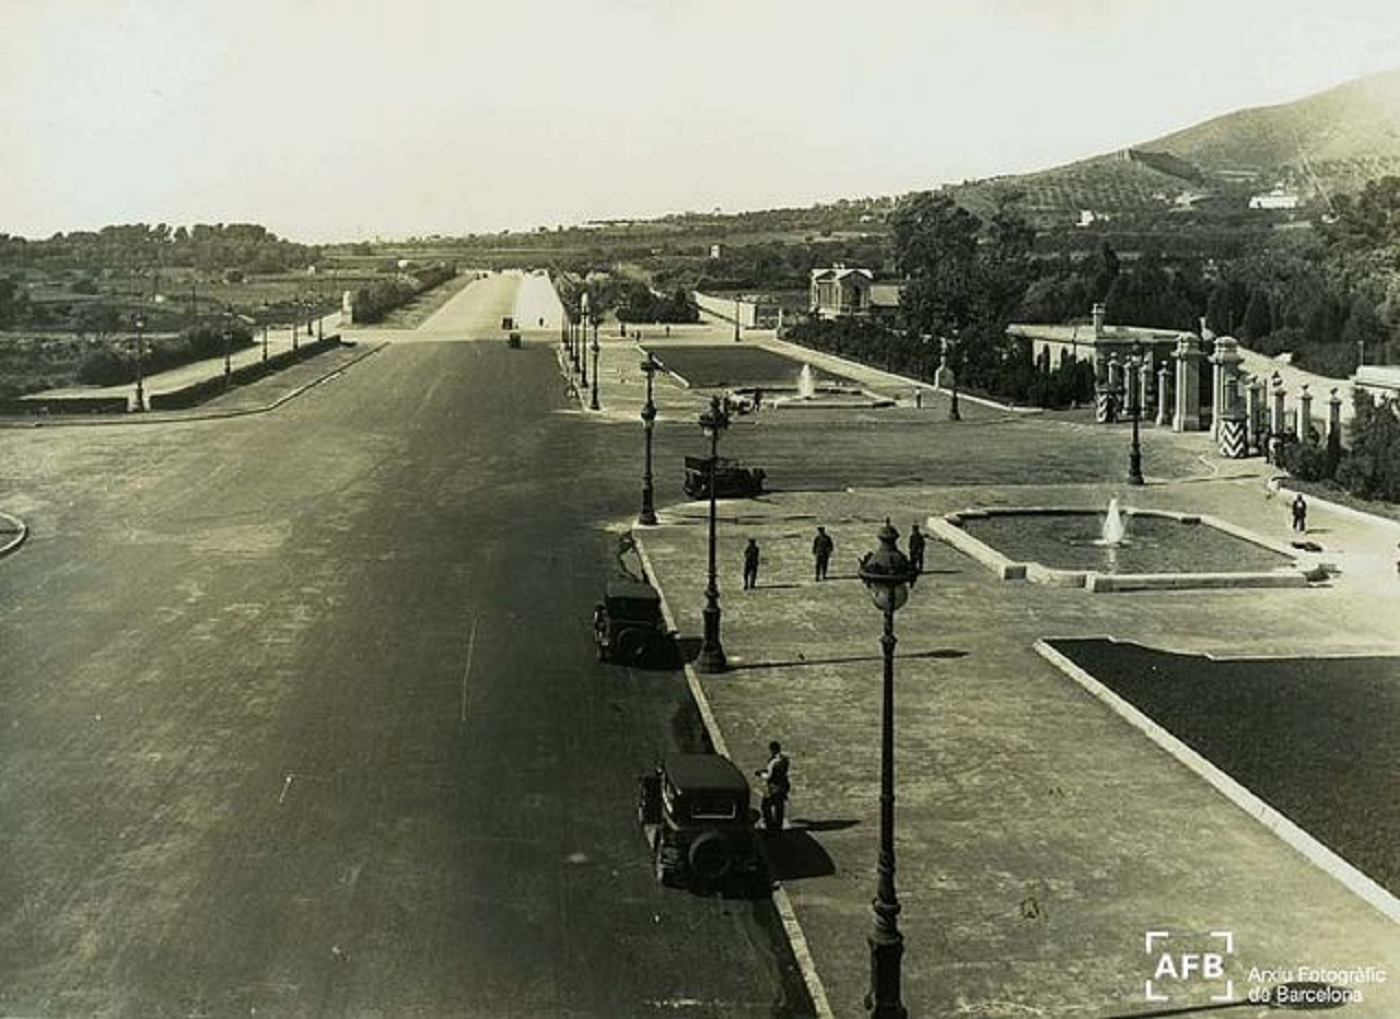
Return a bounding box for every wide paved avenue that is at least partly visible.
[0,330,803,1014]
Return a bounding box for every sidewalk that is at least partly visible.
[24,311,344,411]
[570,329,1400,1017]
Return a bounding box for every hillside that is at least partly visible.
[956,67,1400,225]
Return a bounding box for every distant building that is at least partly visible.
[1076,209,1110,227]
[1248,189,1301,210]
[1007,303,1186,369]
[709,244,722,259]
[810,266,902,319]
[1354,365,1400,400]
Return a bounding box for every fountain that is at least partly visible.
[797,363,816,400]
[1101,497,1126,546]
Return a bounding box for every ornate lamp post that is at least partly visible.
[638,353,660,525]
[579,293,591,386]
[223,325,233,385]
[696,395,730,673]
[1127,345,1145,486]
[858,520,917,1019]
[132,315,146,412]
[947,334,961,421]
[734,296,742,342]
[590,326,601,410]
[260,302,270,362]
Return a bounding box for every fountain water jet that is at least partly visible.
[798,364,816,400]
[1101,497,1126,546]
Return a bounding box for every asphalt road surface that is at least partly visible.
[0,339,807,1015]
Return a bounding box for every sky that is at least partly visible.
[4,0,1400,243]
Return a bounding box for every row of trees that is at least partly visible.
[75,322,256,386]
[1279,392,1400,502]
[348,263,456,323]
[0,223,318,274]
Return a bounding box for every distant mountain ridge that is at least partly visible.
[955,68,1400,224]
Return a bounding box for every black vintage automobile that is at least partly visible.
[682,456,766,499]
[593,578,669,664]
[638,753,762,889]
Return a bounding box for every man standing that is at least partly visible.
[908,523,926,574]
[1292,493,1308,533]
[756,741,791,832]
[742,538,761,590]
[812,526,834,581]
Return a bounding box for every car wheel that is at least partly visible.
[615,628,647,664]
[687,832,732,882]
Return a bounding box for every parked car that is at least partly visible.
[683,456,766,499]
[594,578,668,664]
[638,753,761,889]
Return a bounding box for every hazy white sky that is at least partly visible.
[4,0,1400,242]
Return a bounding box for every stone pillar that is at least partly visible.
[1218,375,1247,458]
[1298,384,1314,443]
[1156,362,1172,426]
[1139,353,1154,419]
[1173,334,1204,432]
[1270,382,1287,436]
[1328,388,1344,447]
[1209,336,1243,440]
[1245,375,1265,455]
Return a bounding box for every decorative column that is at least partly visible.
[1209,336,1243,439]
[1245,375,1265,456]
[1217,375,1247,458]
[1173,334,1204,432]
[1139,352,1155,421]
[1328,388,1344,448]
[1156,362,1172,427]
[1298,384,1314,443]
[1269,380,1287,463]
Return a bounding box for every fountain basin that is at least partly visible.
[931,507,1328,593]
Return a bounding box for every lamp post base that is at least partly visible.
[865,931,907,1019]
[697,603,726,673]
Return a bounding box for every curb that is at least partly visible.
[1034,638,1400,925]
[632,531,835,1019]
[0,511,28,558]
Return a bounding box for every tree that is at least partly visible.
[889,191,980,339]
[1241,288,1272,342]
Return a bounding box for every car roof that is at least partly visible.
[606,578,660,602]
[664,753,749,792]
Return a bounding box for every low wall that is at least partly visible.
[3,395,131,416]
[149,336,342,411]
[692,291,761,329]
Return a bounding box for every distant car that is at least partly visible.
[594,578,668,664]
[683,456,766,499]
[507,331,522,348]
[638,753,761,889]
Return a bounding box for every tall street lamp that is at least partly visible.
[1127,345,1145,486]
[734,296,742,342]
[132,315,146,412]
[590,325,601,410]
[947,333,962,422]
[223,325,233,385]
[638,353,660,525]
[858,519,917,1019]
[696,395,730,673]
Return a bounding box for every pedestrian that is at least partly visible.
[665,325,671,338]
[753,387,763,411]
[1291,493,1308,533]
[755,740,791,832]
[908,523,926,574]
[742,538,760,590]
[812,526,834,581]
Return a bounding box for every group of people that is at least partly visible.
[742,523,926,591]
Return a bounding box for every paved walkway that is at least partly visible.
[571,322,1400,1017]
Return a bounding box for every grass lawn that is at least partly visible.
[1046,638,1400,896]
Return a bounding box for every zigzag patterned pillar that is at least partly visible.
[1217,375,1247,458]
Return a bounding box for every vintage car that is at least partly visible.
[638,753,761,889]
[593,578,668,664]
[682,456,766,499]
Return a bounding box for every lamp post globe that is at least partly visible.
[696,395,730,673]
[858,519,917,1019]
[638,353,659,525]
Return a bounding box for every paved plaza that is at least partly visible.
[576,319,1400,1017]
